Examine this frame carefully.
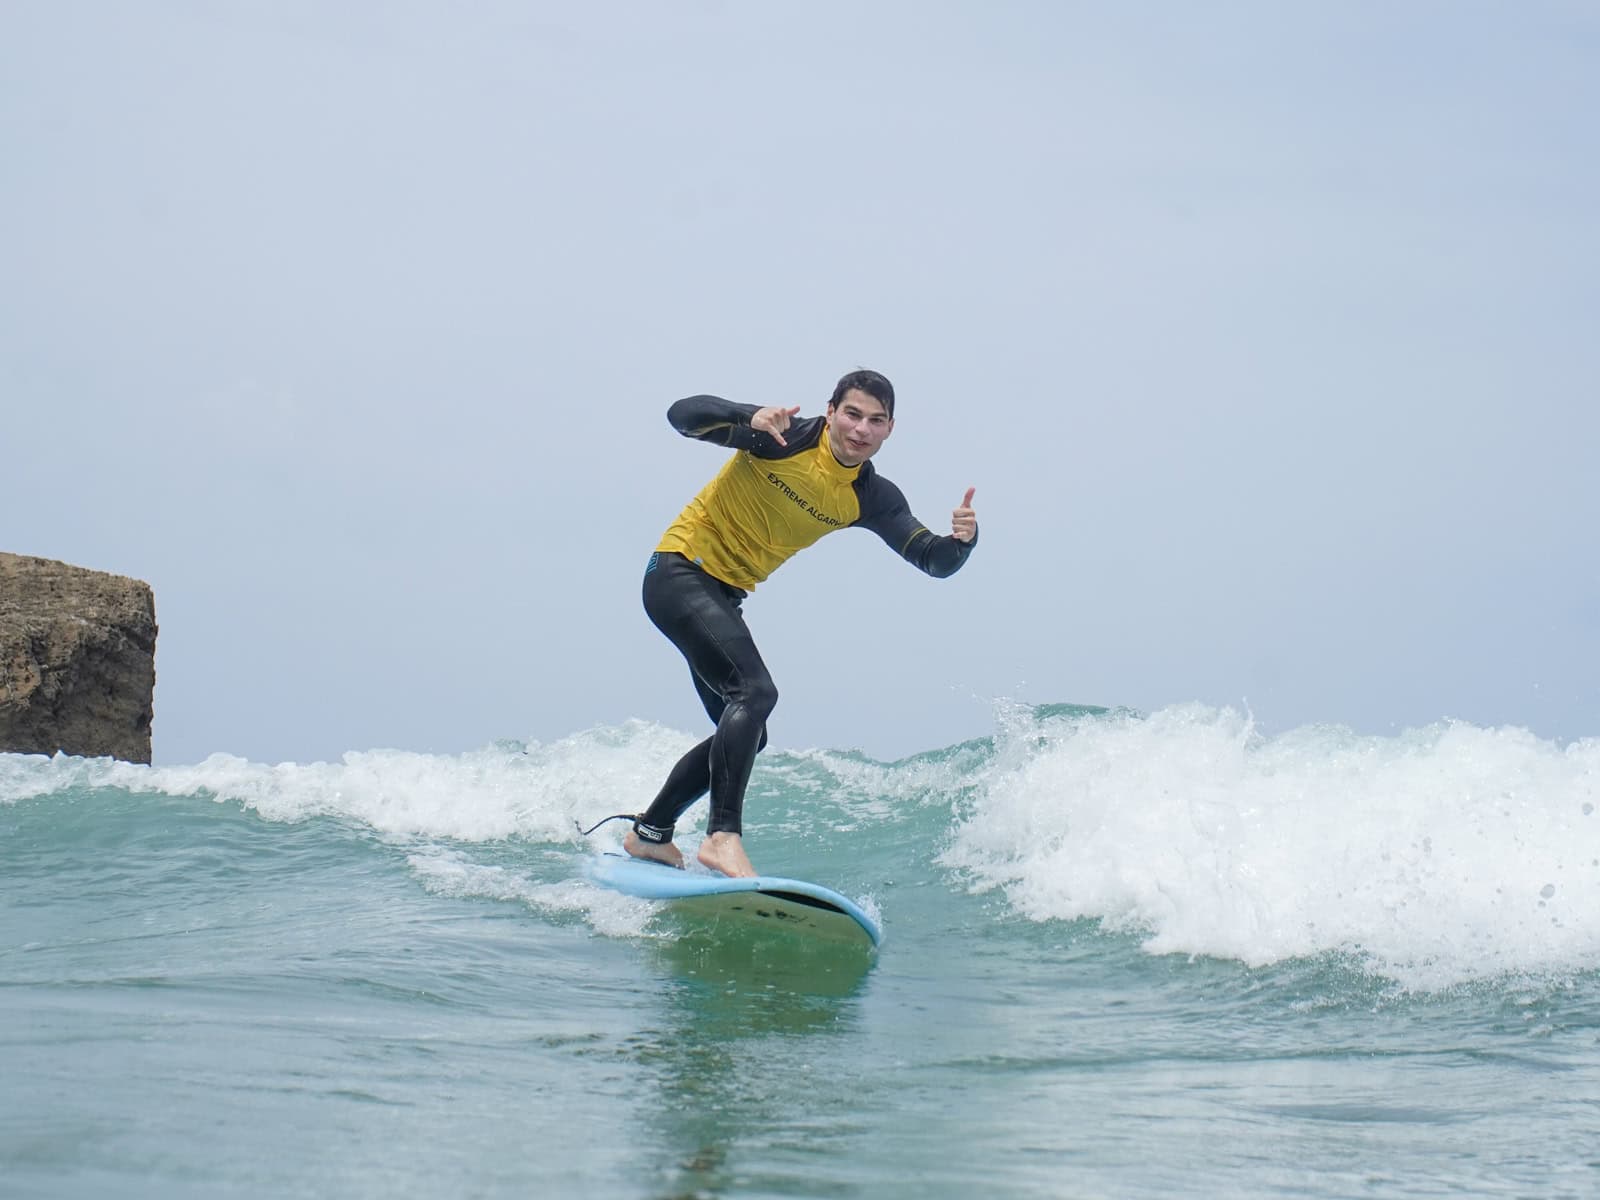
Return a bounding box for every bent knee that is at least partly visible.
[744,677,778,721]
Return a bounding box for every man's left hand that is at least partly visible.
[952,487,977,543]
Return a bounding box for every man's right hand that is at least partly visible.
[751,405,801,446]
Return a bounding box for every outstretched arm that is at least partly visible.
[667,395,801,451]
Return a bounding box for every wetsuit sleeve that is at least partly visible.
[667,395,774,452]
[855,472,977,579]
[666,395,828,460]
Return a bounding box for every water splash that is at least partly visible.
[941,703,1600,987]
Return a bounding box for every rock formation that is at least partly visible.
[0,553,157,763]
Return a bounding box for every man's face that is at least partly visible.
[826,388,894,467]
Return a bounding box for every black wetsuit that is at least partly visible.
[633,395,976,844]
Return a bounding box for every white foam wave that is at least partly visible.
[943,704,1600,988]
[0,720,697,844]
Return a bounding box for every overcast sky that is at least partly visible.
[4,1,1596,765]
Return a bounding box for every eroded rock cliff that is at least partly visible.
[0,553,157,762]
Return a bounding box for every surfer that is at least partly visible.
[622,369,978,878]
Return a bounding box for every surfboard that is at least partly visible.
[586,853,882,949]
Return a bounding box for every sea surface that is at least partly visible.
[4,703,1599,1199]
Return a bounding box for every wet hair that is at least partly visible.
[828,369,895,418]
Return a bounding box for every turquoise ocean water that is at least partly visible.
[4,702,1599,1199]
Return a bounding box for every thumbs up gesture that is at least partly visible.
[952,487,977,543]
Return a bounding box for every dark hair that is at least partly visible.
[828,369,895,418]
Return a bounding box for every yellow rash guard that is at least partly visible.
[655,394,976,591]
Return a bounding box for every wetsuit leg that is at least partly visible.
[636,553,776,837]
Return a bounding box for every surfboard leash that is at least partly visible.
[575,812,637,837]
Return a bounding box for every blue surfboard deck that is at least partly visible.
[587,853,882,949]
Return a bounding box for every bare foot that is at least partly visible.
[623,829,684,869]
[697,832,757,878]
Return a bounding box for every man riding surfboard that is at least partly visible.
[624,369,978,878]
